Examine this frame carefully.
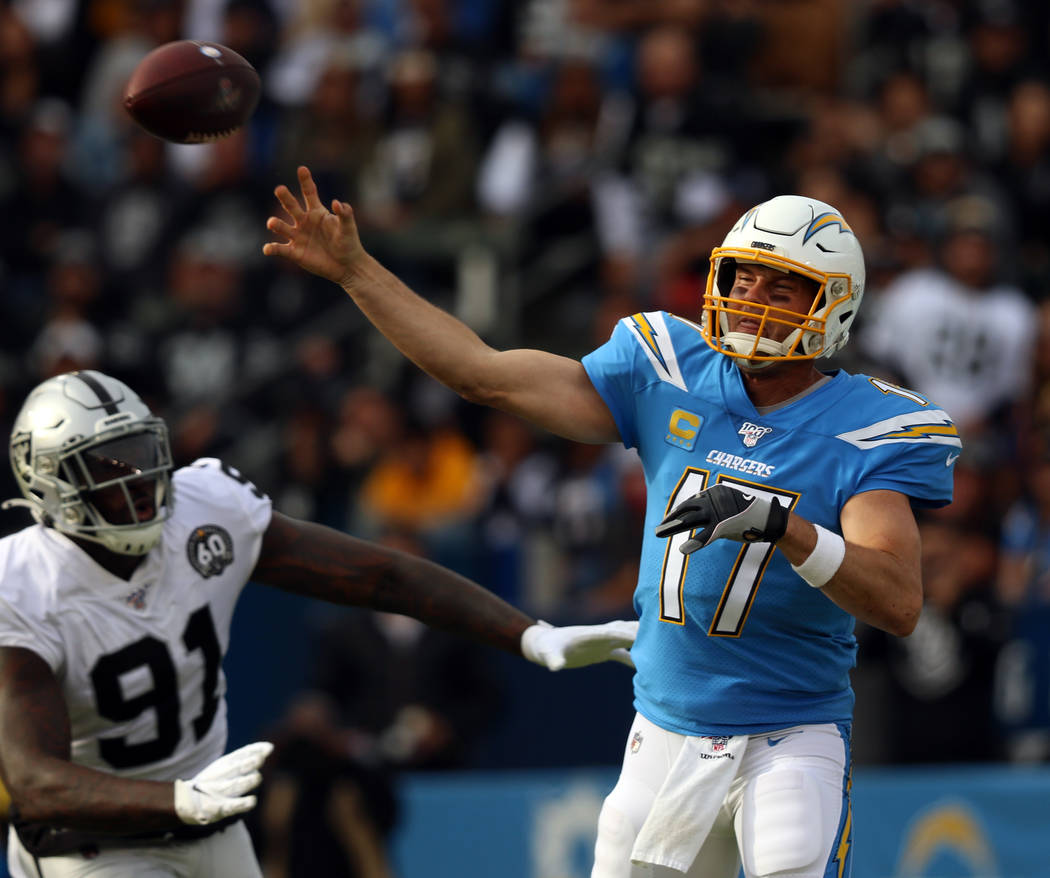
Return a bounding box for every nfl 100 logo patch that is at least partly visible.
[738,421,772,448]
[123,582,154,610]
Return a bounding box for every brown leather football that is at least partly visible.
[124,41,261,144]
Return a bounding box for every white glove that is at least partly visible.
[521,620,638,671]
[173,741,273,826]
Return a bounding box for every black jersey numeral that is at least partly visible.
[90,605,222,769]
[219,462,264,498]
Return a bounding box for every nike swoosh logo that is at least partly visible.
[946,453,960,467]
[766,732,803,747]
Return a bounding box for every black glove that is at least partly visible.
[655,484,788,554]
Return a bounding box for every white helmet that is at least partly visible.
[5,371,173,555]
[701,195,865,368]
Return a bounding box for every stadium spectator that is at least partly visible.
[994,76,1050,300]
[858,192,1036,435]
[355,48,482,259]
[354,410,484,576]
[272,44,381,211]
[995,445,1050,761]
[268,399,348,530]
[91,126,189,303]
[0,6,40,131]
[1,98,86,305]
[67,0,167,196]
[329,385,403,490]
[476,55,611,334]
[952,0,1041,164]
[861,512,1007,764]
[538,441,643,623]
[265,0,390,112]
[254,528,503,878]
[589,24,742,300]
[468,409,559,607]
[26,228,106,381]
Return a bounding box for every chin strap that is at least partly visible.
[1,497,154,554]
[0,499,46,526]
[721,332,783,369]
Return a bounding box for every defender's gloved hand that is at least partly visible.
[655,484,788,554]
[521,620,638,671]
[174,741,273,825]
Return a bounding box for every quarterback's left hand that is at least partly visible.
[655,484,788,554]
[521,620,638,671]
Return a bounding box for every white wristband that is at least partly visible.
[791,525,845,589]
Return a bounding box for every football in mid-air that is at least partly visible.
[124,40,261,144]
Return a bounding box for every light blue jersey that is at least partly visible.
[582,311,960,736]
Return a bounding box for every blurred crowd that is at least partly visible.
[3,0,1050,785]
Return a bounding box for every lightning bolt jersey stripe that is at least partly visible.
[582,311,957,736]
[624,312,688,392]
[835,410,961,448]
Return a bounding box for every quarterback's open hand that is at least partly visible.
[263,166,366,286]
[521,620,638,671]
[655,484,788,554]
[173,741,273,826]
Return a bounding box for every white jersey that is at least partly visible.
[0,458,271,782]
[859,267,1036,426]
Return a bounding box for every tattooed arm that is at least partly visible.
[0,646,178,830]
[252,512,535,654]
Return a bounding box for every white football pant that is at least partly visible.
[593,712,852,878]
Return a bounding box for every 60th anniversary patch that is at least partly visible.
[187,524,234,577]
